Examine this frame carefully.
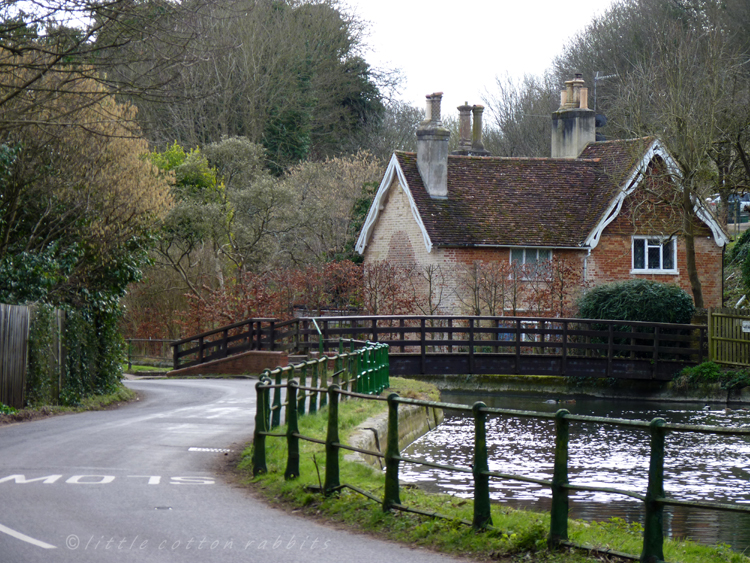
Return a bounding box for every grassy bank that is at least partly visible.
[237,377,748,563]
[0,385,136,425]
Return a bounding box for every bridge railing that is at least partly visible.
[171,315,707,374]
[298,315,705,357]
[253,376,750,562]
[170,317,300,370]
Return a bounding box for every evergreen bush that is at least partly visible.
[577,279,694,324]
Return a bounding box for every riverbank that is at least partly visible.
[405,373,750,404]
[238,377,749,563]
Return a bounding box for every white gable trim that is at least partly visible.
[584,139,730,249]
[355,153,434,255]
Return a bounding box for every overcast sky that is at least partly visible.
[344,0,618,116]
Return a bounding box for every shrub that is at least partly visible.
[577,279,694,324]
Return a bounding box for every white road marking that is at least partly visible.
[0,522,56,549]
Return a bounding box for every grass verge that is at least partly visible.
[0,385,137,425]
[237,378,749,563]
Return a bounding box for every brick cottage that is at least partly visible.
[355,75,729,314]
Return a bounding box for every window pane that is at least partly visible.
[538,249,551,261]
[526,250,538,264]
[634,239,645,269]
[662,239,674,269]
[511,249,524,264]
[648,246,661,269]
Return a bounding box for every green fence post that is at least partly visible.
[284,380,300,480]
[383,343,390,390]
[641,418,667,563]
[549,409,570,548]
[383,393,401,511]
[271,369,282,429]
[472,402,493,529]
[324,384,341,494]
[320,357,328,408]
[252,380,269,476]
[310,362,318,414]
[298,364,307,415]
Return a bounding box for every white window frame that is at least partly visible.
[631,236,677,274]
[510,248,552,279]
[510,248,552,266]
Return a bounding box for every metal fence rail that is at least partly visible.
[252,365,750,562]
[252,340,390,476]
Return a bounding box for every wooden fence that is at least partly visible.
[0,304,30,409]
[172,315,707,379]
[707,308,750,367]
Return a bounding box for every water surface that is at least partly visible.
[400,392,750,551]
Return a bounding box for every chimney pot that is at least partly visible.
[552,75,595,158]
[471,105,489,155]
[457,103,472,150]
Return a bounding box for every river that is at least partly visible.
[399,391,750,552]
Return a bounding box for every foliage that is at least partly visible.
[676,361,750,391]
[176,261,365,335]
[727,229,750,298]
[281,151,383,264]
[0,71,172,307]
[0,403,17,415]
[132,0,387,169]
[25,301,125,406]
[577,279,695,324]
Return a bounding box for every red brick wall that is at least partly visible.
[588,186,724,307]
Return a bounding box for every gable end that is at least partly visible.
[355,153,434,255]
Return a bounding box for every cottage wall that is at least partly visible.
[587,193,723,307]
[363,170,724,313]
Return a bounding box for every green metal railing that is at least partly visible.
[252,339,390,475]
[253,366,750,563]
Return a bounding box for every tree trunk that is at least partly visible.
[683,190,704,309]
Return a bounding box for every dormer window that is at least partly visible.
[632,237,676,273]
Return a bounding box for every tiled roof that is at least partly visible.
[395,138,654,248]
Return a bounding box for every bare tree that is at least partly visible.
[482,73,557,158]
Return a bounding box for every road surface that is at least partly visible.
[0,378,467,562]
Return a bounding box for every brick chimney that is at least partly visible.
[452,103,490,157]
[551,73,595,158]
[417,93,450,198]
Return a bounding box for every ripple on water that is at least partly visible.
[399,394,750,551]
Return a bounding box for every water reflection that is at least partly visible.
[400,392,750,551]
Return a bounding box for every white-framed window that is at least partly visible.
[510,248,552,278]
[632,237,677,273]
[510,248,551,266]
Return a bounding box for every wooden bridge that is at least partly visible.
[171,315,707,381]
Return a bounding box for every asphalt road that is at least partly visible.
[0,378,466,563]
